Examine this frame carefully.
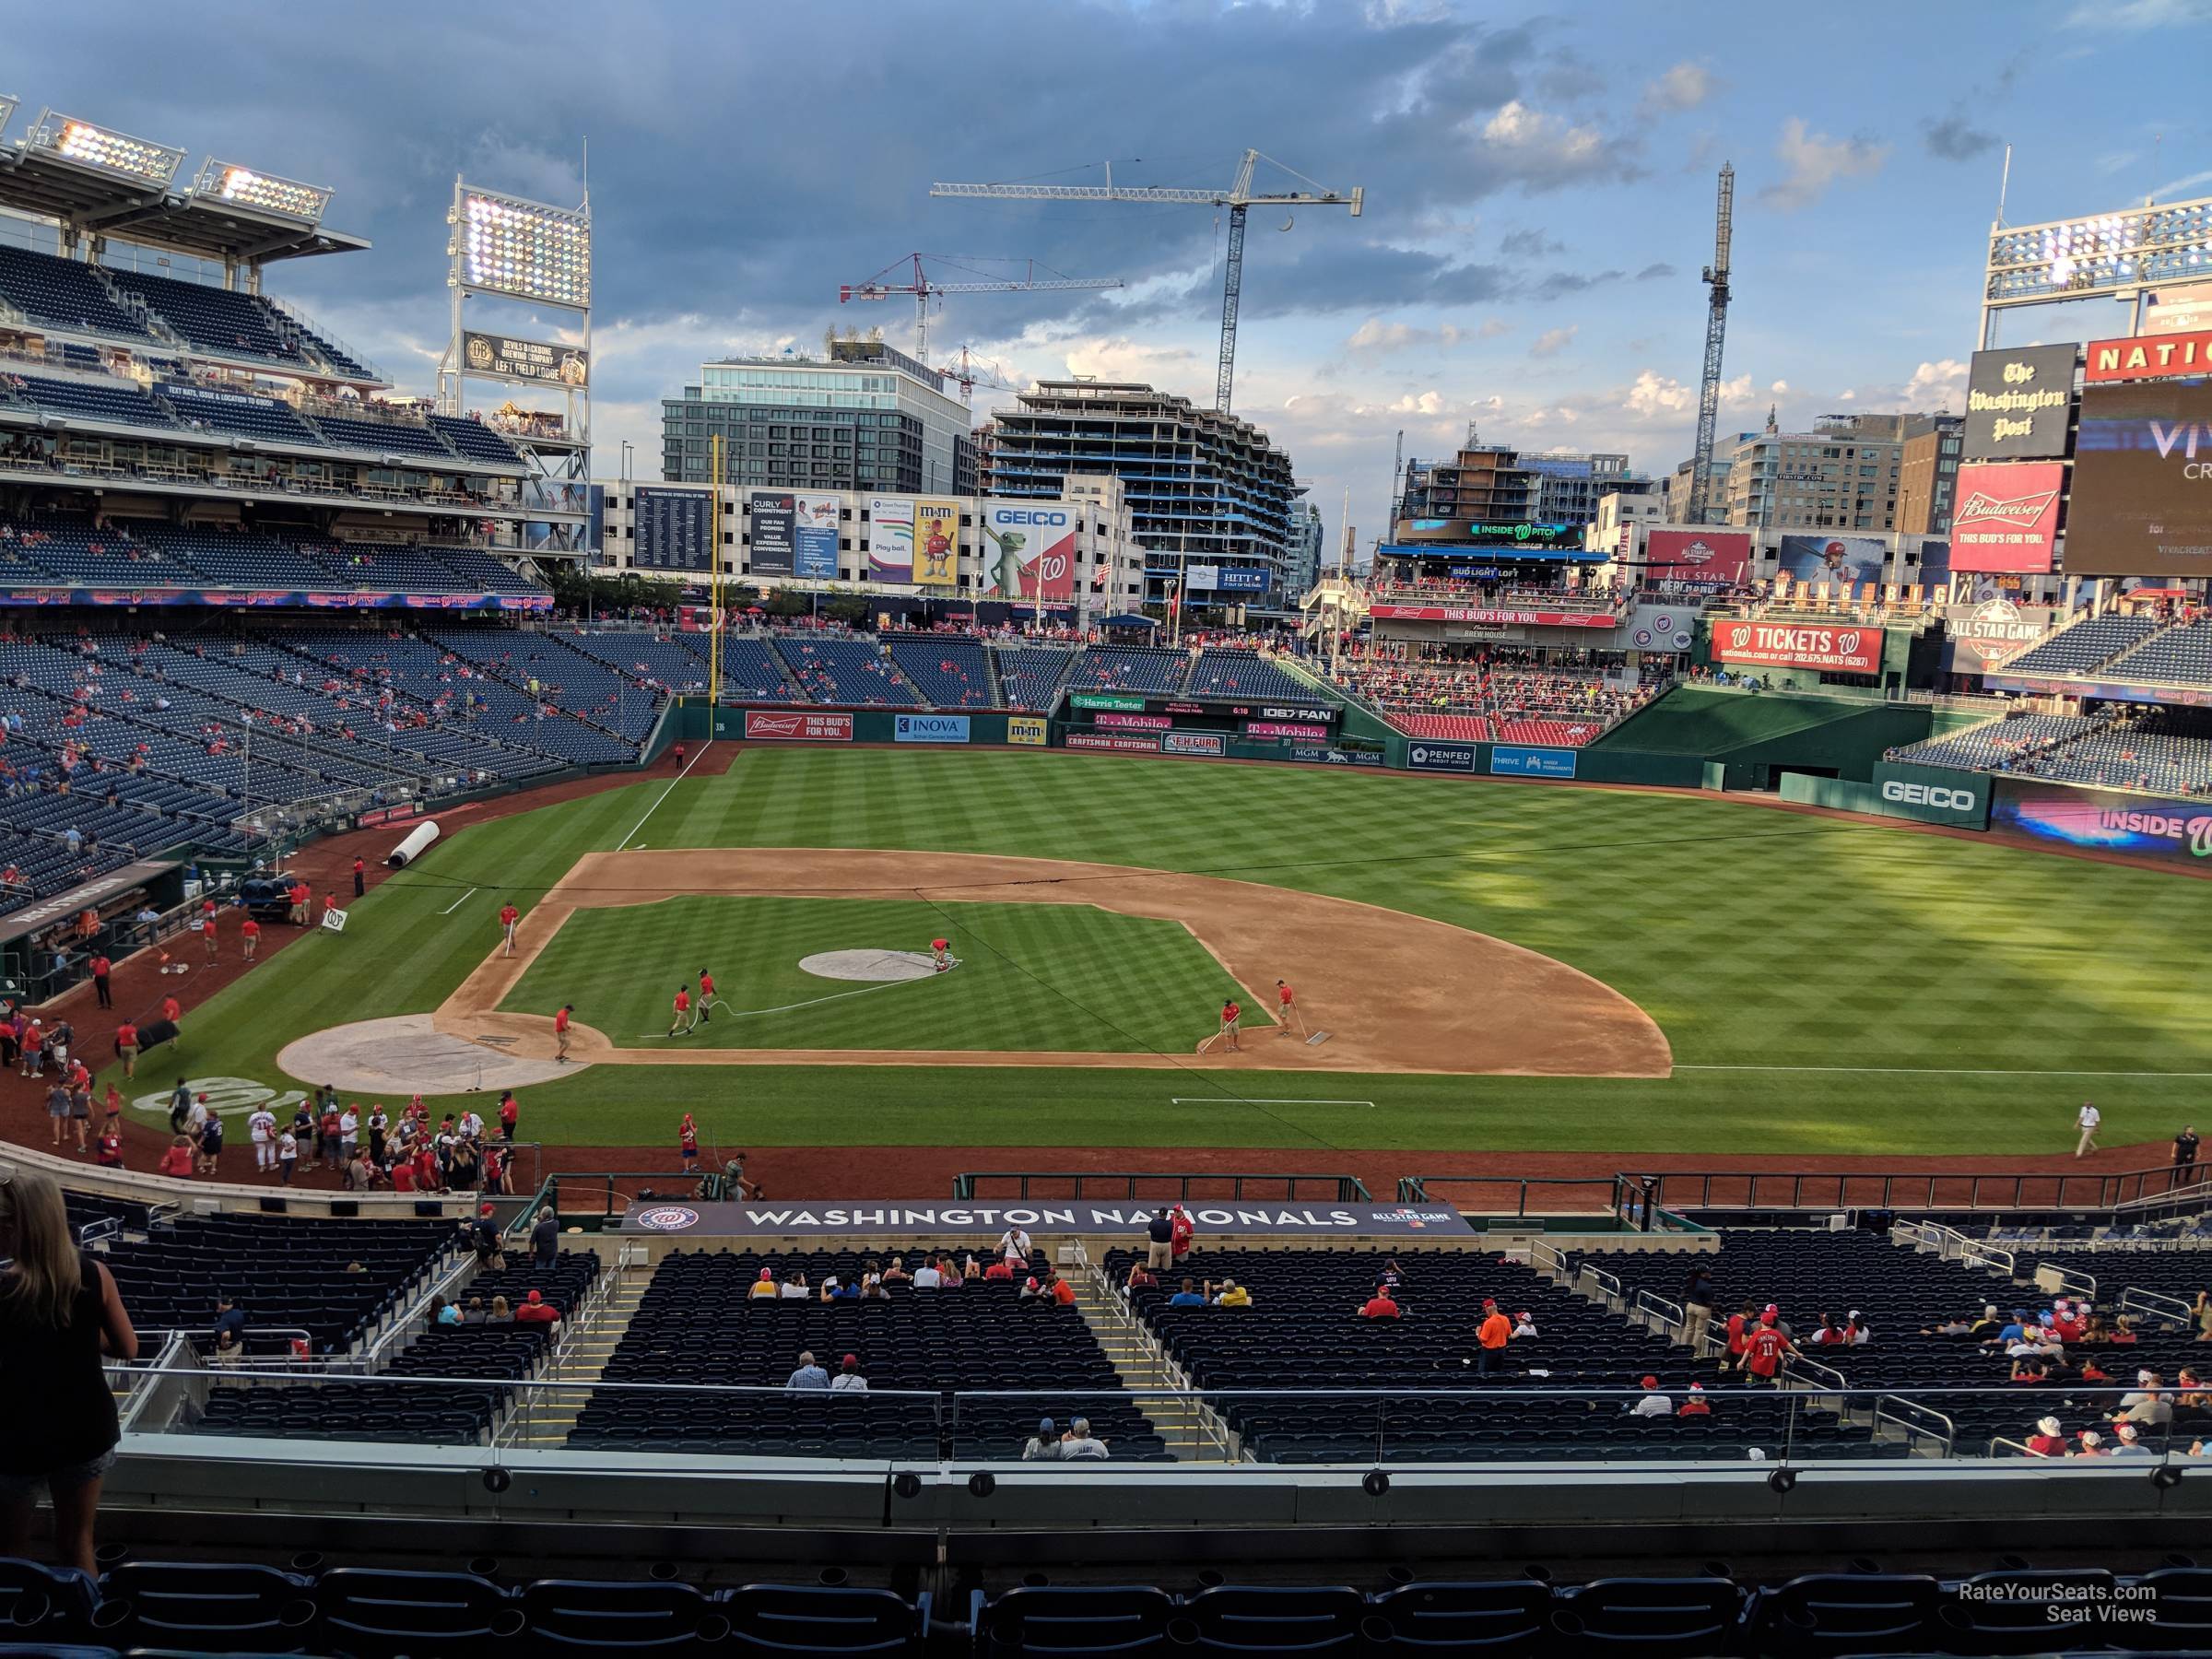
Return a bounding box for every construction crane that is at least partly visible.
[1686,163,1735,526]
[839,253,1122,366]
[932,150,1364,414]
[935,344,1026,403]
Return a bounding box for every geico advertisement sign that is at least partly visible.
[1881,780,1978,813]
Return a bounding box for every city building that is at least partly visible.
[1395,439,1650,536]
[1586,489,1668,559]
[1895,414,1965,535]
[1706,411,1931,533]
[1523,452,1651,525]
[593,479,1146,614]
[982,380,1300,610]
[1285,500,1326,595]
[661,338,977,496]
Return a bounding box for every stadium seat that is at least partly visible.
[975,1584,1180,1657]
[314,1567,526,1655]
[1740,1572,1947,1656]
[2128,1564,2212,1649]
[720,1583,931,1655]
[521,1577,721,1652]
[1363,1579,1553,1654]
[93,1559,318,1650]
[1940,1567,2117,1655]
[1176,1584,1367,1653]
[0,1556,100,1641]
[1553,1576,1743,1655]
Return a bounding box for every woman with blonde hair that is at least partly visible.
[0,1168,138,1573]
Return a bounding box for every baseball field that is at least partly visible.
[113,744,2212,1163]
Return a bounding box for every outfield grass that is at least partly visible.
[121,747,2212,1159]
[500,895,1270,1053]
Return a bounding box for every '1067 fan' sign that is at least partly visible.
[1712,621,1883,674]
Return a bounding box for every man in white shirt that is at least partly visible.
[2077,1102,2102,1159]
[912,1259,944,1289]
[829,1354,868,1392]
[337,1106,359,1164]
[248,1106,277,1171]
[185,1093,209,1144]
[459,1109,484,1141]
[778,1272,809,1300]
[998,1226,1033,1266]
[1627,1375,1673,1418]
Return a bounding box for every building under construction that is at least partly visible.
[981,380,1300,612]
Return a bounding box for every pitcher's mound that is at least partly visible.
[798,948,944,982]
[277,1014,579,1094]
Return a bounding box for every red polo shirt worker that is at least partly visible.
[499,901,521,957]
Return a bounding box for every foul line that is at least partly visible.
[1171,1096,1378,1107]
[614,739,712,853]
[439,887,478,916]
[1676,1063,2212,1079]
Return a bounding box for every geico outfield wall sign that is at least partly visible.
[462,331,588,388]
[1711,621,1883,674]
[1880,780,1980,816]
[620,1200,1477,1238]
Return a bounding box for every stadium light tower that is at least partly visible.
[0,97,18,138]
[439,177,594,564]
[194,160,330,225]
[1981,193,2212,345]
[25,109,184,187]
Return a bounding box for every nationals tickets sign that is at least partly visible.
[1712,620,1883,674]
[622,1199,1475,1238]
[1369,604,1618,629]
[1948,462,2065,573]
[743,710,853,742]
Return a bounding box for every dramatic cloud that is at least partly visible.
[1529,325,1578,359]
[1759,118,1889,210]
[1477,102,1613,185]
[1639,62,1718,117]
[1923,112,2000,160]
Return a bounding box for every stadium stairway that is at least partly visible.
[1067,1256,1235,1462]
[508,1254,647,1450]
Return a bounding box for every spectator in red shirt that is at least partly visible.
[514,1289,560,1327]
[96,1124,124,1168]
[1677,1382,1712,1418]
[1744,1311,1797,1383]
[2025,1415,2068,1457]
[161,994,181,1027]
[157,1135,194,1178]
[499,1089,519,1140]
[1360,1288,1401,1319]
[114,1018,139,1079]
[983,1257,1015,1281]
[1169,1205,1194,1264]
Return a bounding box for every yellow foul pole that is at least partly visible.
[708,436,724,706]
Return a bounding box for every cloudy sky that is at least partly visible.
[9,0,2209,552]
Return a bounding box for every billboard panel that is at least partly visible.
[1162,731,1226,756]
[2066,378,2212,576]
[1644,527,1752,587]
[980,503,1076,600]
[2086,330,2212,383]
[1245,720,1330,740]
[1187,563,1221,590]
[1406,741,1478,773]
[1776,535,1888,589]
[866,496,912,583]
[1941,598,2062,674]
[1400,520,1583,549]
[1066,732,1160,753]
[1006,716,1048,747]
[461,330,588,388]
[747,492,795,576]
[1095,712,1171,732]
[1964,344,2077,459]
[1368,604,1617,629]
[913,500,959,587]
[793,493,841,579]
[2145,282,2212,335]
[893,713,970,745]
[1218,567,1269,593]
[632,485,712,571]
[1991,779,2212,867]
[744,709,852,742]
[1491,746,1578,778]
[1711,619,1884,674]
[1947,462,2065,573]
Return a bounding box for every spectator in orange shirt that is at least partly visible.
[1476,1298,1512,1375]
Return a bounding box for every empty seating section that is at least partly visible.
[2000,610,2157,675]
[556,628,712,693]
[424,625,660,743]
[1069,645,1189,695]
[161,382,324,445]
[1896,707,2212,796]
[131,523,336,588]
[101,266,300,362]
[771,634,922,706]
[993,642,1077,709]
[1393,712,1495,741]
[1187,649,1324,704]
[427,412,526,468]
[0,244,154,338]
[312,411,459,462]
[9,1554,2211,1659]
[102,1214,453,1355]
[431,547,545,594]
[885,633,997,707]
[713,635,804,701]
[5,371,178,429]
[2106,616,2212,686]
[573,1249,1168,1460]
[0,515,189,583]
[312,542,476,593]
[1890,712,2107,772]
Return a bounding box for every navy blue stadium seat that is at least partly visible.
[1940,1567,2118,1655]
[2128,1564,2212,1651]
[719,1583,930,1655]
[975,1584,1179,1657]
[1553,1576,1743,1655]
[1740,1571,1948,1656]
[94,1559,317,1650]
[314,1567,525,1656]
[1177,1585,1366,1653]
[1364,1580,1552,1654]
[0,1556,100,1641]
[520,1578,720,1652]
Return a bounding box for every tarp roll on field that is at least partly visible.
[386,821,441,868]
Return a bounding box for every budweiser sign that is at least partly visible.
[1712,620,1883,674]
[1948,461,2064,574]
[2086,329,2212,383]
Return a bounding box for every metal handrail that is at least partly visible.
[1959,1241,2017,1277]
[2121,1286,2195,1326]
[1633,1288,1687,1344]
[1875,1394,1956,1457]
[1637,1161,2205,1216]
[1577,1265,1622,1309]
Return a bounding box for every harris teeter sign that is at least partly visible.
[621,1200,1475,1238]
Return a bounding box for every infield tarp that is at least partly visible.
[621,1199,1475,1238]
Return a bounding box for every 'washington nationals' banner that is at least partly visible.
[621,1199,1475,1238]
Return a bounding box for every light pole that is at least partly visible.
[240,713,253,856]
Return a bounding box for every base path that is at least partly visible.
[387,847,1669,1085]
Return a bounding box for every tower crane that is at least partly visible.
[839,253,1121,366]
[932,150,1364,414]
[935,344,1026,403]
[1686,163,1735,526]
